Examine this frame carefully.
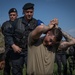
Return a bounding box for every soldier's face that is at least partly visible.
[9,12,18,21]
[24,9,34,20]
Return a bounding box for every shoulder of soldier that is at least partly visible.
[2,21,9,27]
[37,19,44,25]
[1,20,12,30]
[17,16,23,20]
[33,18,43,22]
[32,18,37,21]
[13,17,22,25]
[14,17,22,23]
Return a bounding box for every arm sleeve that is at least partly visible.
[37,19,44,25]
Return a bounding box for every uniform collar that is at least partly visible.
[21,16,33,25]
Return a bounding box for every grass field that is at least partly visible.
[0,63,75,75]
[53,63,75,75]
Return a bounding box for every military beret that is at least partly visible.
[8,8,17,14]
[22,3,34,10]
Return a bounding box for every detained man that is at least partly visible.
[27,18,75,75]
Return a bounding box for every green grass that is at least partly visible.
[53,63,75,75]
[0,63,75,75]
[0,70,3,75]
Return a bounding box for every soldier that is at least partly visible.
[1,8,18,75]
[1,2,44,75]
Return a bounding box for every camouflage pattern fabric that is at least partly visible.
[0,31,5,54]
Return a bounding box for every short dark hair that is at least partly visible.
[51,28,62,42]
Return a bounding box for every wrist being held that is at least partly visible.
[48,24,55,29]
[48,18,58,29]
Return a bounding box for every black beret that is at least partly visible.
[22,3,34,10]
[8,8,17,14]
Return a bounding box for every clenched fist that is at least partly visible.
[48,18,58,29]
